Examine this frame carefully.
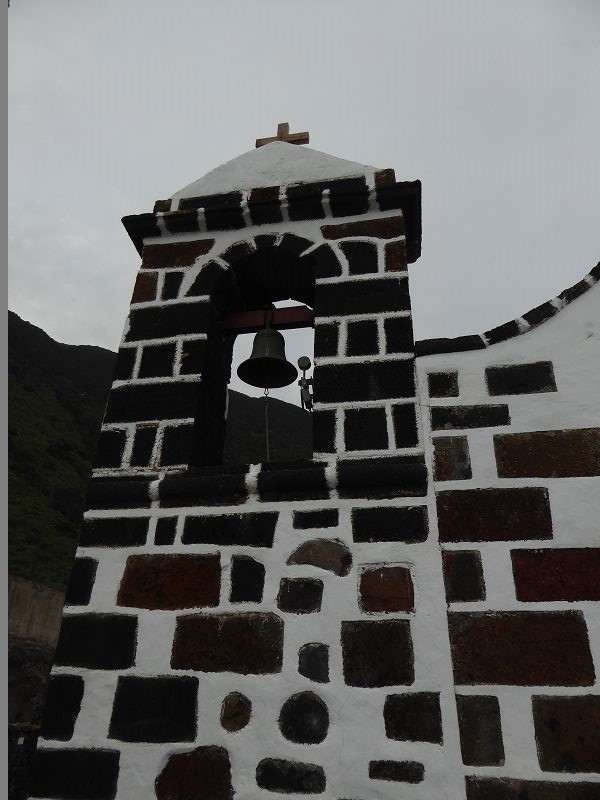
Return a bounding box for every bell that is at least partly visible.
[237,327,298,389]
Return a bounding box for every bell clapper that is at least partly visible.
[297,356,313,412]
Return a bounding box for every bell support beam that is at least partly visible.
[221,305,314,334]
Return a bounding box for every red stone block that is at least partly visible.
[466,777,600,799]
[131,271,157,303]
[156,746,232,800]
[533,695,600,772]
[321,215,404,240]
[494,428,600,478]
[359,566,414,613]
[141,239,215,269]
[512,548,600,602]
[117,554,220,610]
[449,611,595,686]
[384,240,407,272]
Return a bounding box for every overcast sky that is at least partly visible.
[8,0,600,404]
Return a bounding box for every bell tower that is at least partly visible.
[33,130,473,799]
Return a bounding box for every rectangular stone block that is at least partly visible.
[131,271,157,302]
[315,277,409,316]
[109,675,198,743]
[449,611,595,686]
[384,692,442,743]
[368,760,423,783]
[442,550,485,603]
[54,614,137,670]
[172,612,283,674]
[456,694,504,765]
[314,360,415,403]
[431,404,510,430]
[486,361,556,395]
[437,488,552,542]
[512,548,600,601]
[384,316,414,354]
[392,403,419,448]
[40,675,84,741]
[434,436,472,481]
[182,513,277,547]
[293,509,339,529]
[340,241,378,274]
[341,620,414,687]
[321,215,404,240]
[346,319,379,356]
[466,777,600,800]
[428,371,459,397]
[104,381,200,423]
[94,429,127,469]
[117,554,220,609]
[359,566,414,613]
[352,506,428,543]
[80,517,148,548]
[339,456,427,499]
[64,558,98,606]
[494,428,600,478]
[32,748,120,800]
[141,239,215,268]
[125,302,210,342]
[344,407,388,451]
[533,695,600,773]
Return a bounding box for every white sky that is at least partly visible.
[8,0,600,405]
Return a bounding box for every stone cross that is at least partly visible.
[256,122,310,148]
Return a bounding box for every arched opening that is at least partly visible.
[191,245,315,467]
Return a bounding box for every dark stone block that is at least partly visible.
[346,320,378,356]
[162,209,202,235]
[109,675,198,743]
[80,517,148,547]
[254,234,278,250]
[322,215,404,240]
[352,505,428,543]
[465,777,600,800]
[328,177,369,217]
[344,407,388,451]
[359,566,414,612]
[162,271,184,300]
[172,612,283,674]
[369,760,424,783]
[160,424,194,466]
[339,455,427,499]
[384,316,414,353]
[130,425,157,467]
[54,614,137,670]
[341,620,414,687]
[279,691,329,744]
[221,241,254,265]
[486,361,556,395]
[533,695,600,773]
[186,261,227,296]
[523,302,558,327]
[125,301,210,341]
[155,516,177,545]
[298,643,329,683]
[431,404,510,430]
[484,320,521,345]
[312,409,336,453]
[428,371,459,398]
[494,428,600,478]
[314,323,339,357]
[315,277,409,316]
[278,578,323,614]
[138,342,176,378]
[179,338,206,375]
[384,693,442,743]
[293,509,339,529]
[560,279,590,304]
[141,239,215,269]
[415,335,486,356]
[287,539,351,576]
[220,692,252,732]
[385,240,407,271]
[64,558,98,606]
[512,548,600,601]
[183,512,277,547]
[306,243,342,278]
[437,487,552,542]
[113,347,137,381]
[40,675,84,741]
[131,271,157,303]
[314,360,415,403]
[117,554,220,610]
[32,748,120,800]
[249,187,283,225]
[258,462,329,503]
[104,381,200,423]
[85,478,151,510]
[230,556,265,603]
[279,233,314,256]
[160,469,248,507]
[442,550,485,602]
[287,184,325,220]
[392,403,418,448]
[434,436,472,481]
[94,429,126,469]
[448,611,595,686]
[179,191,244,231]
[256,758,326,794]
[340,241,378,274]
[156,746,233,800]
[456,694,504,766]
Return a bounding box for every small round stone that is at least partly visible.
[220,692,252,732]
[279,691,329,744]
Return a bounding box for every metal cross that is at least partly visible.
[255,122,310,148]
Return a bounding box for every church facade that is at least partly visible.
[32,133,600,800]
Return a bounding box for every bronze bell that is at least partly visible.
[237,326,298,389]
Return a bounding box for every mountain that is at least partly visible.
[8,311,311,590]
